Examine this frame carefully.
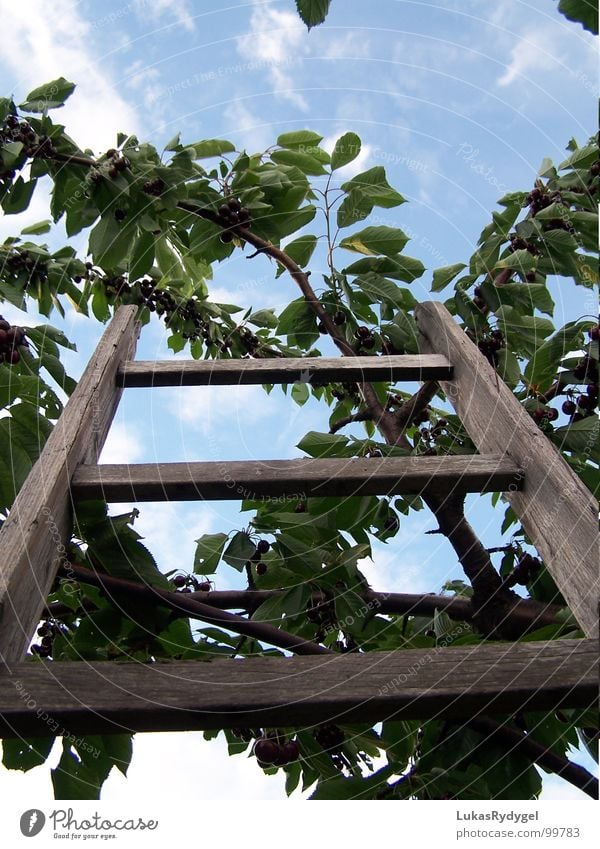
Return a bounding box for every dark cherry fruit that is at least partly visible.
[281,740,299,763]
[254,738,279,765]
[256,540,270,554]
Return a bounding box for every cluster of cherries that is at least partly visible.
[2,247,48,292]
[30,619,63,659]
[216,197,252,242]
[315,724,345,751]
[353,325,377,351]
[253,734,300,767]
[331,381,361,403]
[0,115,55,182]
[466,323,506,367]
[246,539,271,577]
[412,416,449,456]
[505,553,542,588]
[172,574,212,593]
[0,315,27,365]
[306,593,336,635]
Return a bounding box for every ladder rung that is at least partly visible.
[117,354,454,387]
[72,456,523,502]
[0,640,594,737]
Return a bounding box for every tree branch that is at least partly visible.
[329,410,374,434]
[393,380,439,437]
[46,587,561,633]
[58,564,332,657]
[422,491,518,636]
[467,717,598,800]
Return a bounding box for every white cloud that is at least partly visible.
[321,31,372,60]
[167,383,282,439]
[134,0,195,32]
[236,2,310,111]
[222,101,273,153]
[497,26,565,87]
[0,0,140,152]
[101,732,289,800]
[100,422,145,465]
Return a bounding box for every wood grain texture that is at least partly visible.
[117,354,453,387]
[415,300,599,638]
[0,639,594,737]
[72,455,523,502]
[0,307,139,662]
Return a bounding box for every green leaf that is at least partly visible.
[248,308,278,328]
[431,263,467,293]
[20,219,51,235]
[164,132,181,151]
[222,531,256,571]
[277,235,317,277]
[129,230,155,280]
[494,249,537,273]
[100,734,133,777]
[552,417,599,457]
[277,297,319,346]
[190,139,235,158]
[0,426,34,509]
[330,132,362,171]
[343,254,425,283]
[2,177,37,214]
[297,431,351,458]
[2,736,54,771]
[20,77,76,112]
[495,306,554,357]
[167,332,185,353]
[39,352,77,395]
[558,140,599,169]
[295,0,331,28]
[194,532,228,574]
[355,274,416,309]
[523,322,584,391]
[28,324,76,351]
[276,130,323,149]
[339,226,409,258]
[271,149,327,175]
[51,742,107,800]
[275,204,317,239]
[336,189,373,228]
[291,381,310,406]
[341,166,405,208]
[91,284,109,322]
[494,348,521,389]
[88,217,134,269]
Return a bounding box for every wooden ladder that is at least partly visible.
[0,302,597,738]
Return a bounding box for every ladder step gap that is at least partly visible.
[72,456,523,502]
[117,355,454,387]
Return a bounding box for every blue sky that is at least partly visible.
[0,0,597,802]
